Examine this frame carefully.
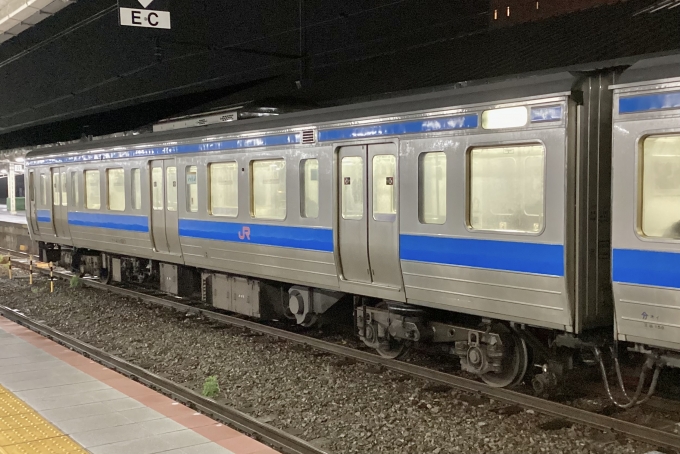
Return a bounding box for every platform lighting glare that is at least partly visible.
[14,157,24,163]
[481,106,528,129]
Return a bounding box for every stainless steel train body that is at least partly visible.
[23,66,638,388]
[611,55,680,367]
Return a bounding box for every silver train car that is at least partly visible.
[22,57,675,394]
[611,55,680,372]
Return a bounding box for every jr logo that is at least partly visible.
[238,226,251,241]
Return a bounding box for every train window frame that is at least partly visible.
[106,168,126,212]
[250,158,287,221]
[418,151,447,225]
[84,169,101,210]
[465,142,547,235]
[300,158,319,219]
[208,161,238,217]
[636,133,680,241]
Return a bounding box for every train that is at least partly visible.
[23,53,680,402]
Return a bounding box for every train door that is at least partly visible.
[149,159,182,255]
[28,171,39,234]
[337,143,403,289]
[50,167,71,239]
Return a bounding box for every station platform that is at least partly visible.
[0,316,279,454]
[0,207,27,225]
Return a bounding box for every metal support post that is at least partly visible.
[8,256,11,280]
[8,164,15,215]
[29,255,33,285]
[49,261,54,293]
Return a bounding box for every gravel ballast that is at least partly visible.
[0,273,660,454]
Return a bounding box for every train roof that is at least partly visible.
[26,69,581,161]
[613,53,680,88]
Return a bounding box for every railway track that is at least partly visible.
[2,248,680,452]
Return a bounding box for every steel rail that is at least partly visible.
[4,251,680,451]
[0,304,326,454]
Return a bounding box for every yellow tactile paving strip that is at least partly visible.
[0,385,88,454]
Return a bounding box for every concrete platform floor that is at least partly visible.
[0,316,279,454]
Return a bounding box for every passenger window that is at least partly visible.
[209,162,238,217]
[341,156,364,220]
[186,166,198,213]
[469,144,545,233]
[131,168,141,210]
[107,168,125,211]
[85,170,101,210]
[300,159,319,219]
[52,172,60,206]
[40,174,47,206]
[640,135,680,239]
[166,166,177,212]
[251,160,286,220]
[372,155,397,221]
[152,167,163,211]
[61,171,67,207]
[71,172,79,208]
[419,152,447,224]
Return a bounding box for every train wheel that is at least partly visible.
[99,255,112,284]
[481,328,529,388]
[376,338,410,359]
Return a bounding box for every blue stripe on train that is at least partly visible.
[400,234,565,276]
[37,210,51,223]
[619,91,680,114]
[613,248,680,289]
[68,212,149,233]
[27,133,300,166]
[317,114,478,142]
[178,219,334,252]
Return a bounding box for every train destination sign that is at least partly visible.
[118,0,170,29]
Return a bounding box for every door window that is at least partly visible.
[71,171,79,208]
[341,156,364,220]
[131,168,141,210]
[29,173,35,202]
[60,171,68,206]
[166,166,178,212]
[372,155,396,220]
[40,174,47,205]
[186,166,198,213]
[152,167,163,211]
[52,172,60,206]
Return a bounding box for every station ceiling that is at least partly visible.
[0,0,678,149]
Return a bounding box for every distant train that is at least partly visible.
[24,53,680,402]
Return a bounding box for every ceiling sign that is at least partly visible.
[118,0,170,29]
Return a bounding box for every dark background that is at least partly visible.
[0,0,678,149]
